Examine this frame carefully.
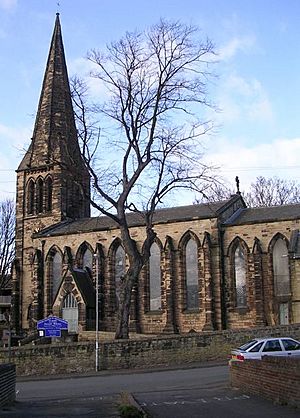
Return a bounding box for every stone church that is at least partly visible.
[11,14,300,336]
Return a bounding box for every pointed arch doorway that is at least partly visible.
[62,293,78,333]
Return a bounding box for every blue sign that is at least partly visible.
[37,316,68,337]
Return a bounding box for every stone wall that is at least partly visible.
[0,364,16,407]
[1,324,300,376]
[230,356,300,408]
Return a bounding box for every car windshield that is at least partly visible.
[238,340,259,351]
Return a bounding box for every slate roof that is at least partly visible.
[71,268,95,308]
[224,203,300,226]
[36,196,240,238]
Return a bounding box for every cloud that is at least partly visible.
[218,36,256,61]
[203,136,300,189]
[0,0,17,11]
[68,57,107,100]
[217,74,273,123]
[0,122,30,199]
[0,122,31,149]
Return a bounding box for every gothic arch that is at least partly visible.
[143,237,163,312]
[268,232,289,253]
[252,237,263,254]
[227,236,250,257]
[164,235,175,252]
[46,245,64,262]
[63,246,73,267]
[108,238,126,312]
[179,230,201,311]
[202,231,212,248]
[178,230,201,250]
[36,176,44,214]
[76,241,94,271]
[269,233,291,299]
[26,178,35,215]
[45,245,64,310]
[45,175,53,212]
[227,237,249,309]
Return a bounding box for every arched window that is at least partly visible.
[149,242,161,311]
[36,178,44,213]
[82,247,93,272]
[27,179,35,215]
[52,251,62,300]
[234,244,247,307]
[185,239,199,310]
[45,177,53,212]
[115,245,126,307]
[272,238,290,296]
[63,293,78,308]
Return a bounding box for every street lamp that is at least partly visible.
[94,253,99,372]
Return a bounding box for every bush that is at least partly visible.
[118,404,144,418]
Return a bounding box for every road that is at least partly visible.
[15,364,229,401]
[1,364,298,417]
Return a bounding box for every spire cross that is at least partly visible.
[235,176,241,195]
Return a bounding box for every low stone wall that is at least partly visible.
[0,324,300,376]
[0,364,16,407]
[230,356,300,408]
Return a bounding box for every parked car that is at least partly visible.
[230,337,300,362]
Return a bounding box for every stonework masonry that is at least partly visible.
[1,325,300,377]
[11,14,300,338]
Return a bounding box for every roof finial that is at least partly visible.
[235,176,241,195]
[56,1,60,15]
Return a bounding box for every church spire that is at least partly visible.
[16,14,90,222]
[18,13,82,170]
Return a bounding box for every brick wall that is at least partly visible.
[0,364,16,407]
[1,324,300,376]
[230,356,300,408]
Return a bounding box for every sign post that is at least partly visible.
[94,253,99,372]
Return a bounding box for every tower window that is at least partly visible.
[27,179,35,215]
[45,177,53,212]
[36,178,44,213]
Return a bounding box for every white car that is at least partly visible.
[230,337,300,362]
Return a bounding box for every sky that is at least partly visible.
[0,0,300,204]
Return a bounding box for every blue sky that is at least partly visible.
[0,0,300,202]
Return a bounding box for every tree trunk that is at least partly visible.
[115,259,142,339]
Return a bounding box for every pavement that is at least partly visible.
[0,394,122,417]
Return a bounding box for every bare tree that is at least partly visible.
[194,182,235,203]
[72,20,217,339]
[0,199,15,290]
[195,176,300,207]
[245,176,300,207]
